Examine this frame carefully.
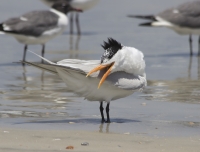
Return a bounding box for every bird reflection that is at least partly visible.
[145,56,200,104]
[188,56,192,79]
[69,34,81,59]
[188,56,200,80]
[21,65,45,91]
[22,66,27,90]
[198,56,200,80]
[99,123,110,133]
[70,12,81,35]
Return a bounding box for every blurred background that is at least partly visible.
[0,0,199,136]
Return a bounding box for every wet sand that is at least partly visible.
[0,128,200,152]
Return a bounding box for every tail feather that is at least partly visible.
[139,22,153,26]
[127,15,156,21]
[27,50,55,64]
[20,60,86,75]
[20,50,87,75]
[20,61,57,74]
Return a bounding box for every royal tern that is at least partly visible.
[128,1,200,56]
[21,38,147,123]
[41,0,100,35]
[0,1,82,63]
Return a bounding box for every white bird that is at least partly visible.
[40,0,100,35]
[0,1,82,63]
[128,1,200,56]
[21,38,147,123]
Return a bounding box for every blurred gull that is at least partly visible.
[0,1,82,63]
[41,0,100,35]
[21,38,147,123]
[128,1,200,56]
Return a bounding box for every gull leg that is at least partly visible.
[75,13,81,35]
[99,102,105,123]
[22,45,28,66]
[198,36,200,56]
[41,44,45,63]
[189,35,193,56]
[105,102,111,123]
[70,12,74,35]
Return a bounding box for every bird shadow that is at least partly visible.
[15,118,140,125]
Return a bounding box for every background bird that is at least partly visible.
[20,38,147,123]
[0,1,82,64]
[41,0,100,35]
[128,1,200,56]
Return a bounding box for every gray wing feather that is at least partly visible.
[177,1,200,16]
[158,1,200,28]
[20,61,57,74]
[20,61,87,75]
[3,11,59,36]
[57,59,101,77]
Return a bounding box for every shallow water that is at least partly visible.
[0,0,200,137]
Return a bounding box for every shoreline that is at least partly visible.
[0,127,200,152]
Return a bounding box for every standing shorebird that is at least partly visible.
[128,1,200,56]
[41,0,100,35]
[21,38,147,123]
[0,1,82,63]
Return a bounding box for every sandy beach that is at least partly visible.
[0,128,200,152]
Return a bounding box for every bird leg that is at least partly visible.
[99,102,105,123]
[22,45,28,66]
[41,44,45,63]
[105,102,110,123]
[75,13,81,35]
[198,36,200,56]
[70,12,74,35]
[189,35,193,56]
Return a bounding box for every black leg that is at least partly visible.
[70,12,74,35]
[198,36,200,56]
[99,102,105,123]
[41,44,45,63]
[105,102,110,123]
[189,35,193,56]
[22,45,28,66]
[75,13,81,35]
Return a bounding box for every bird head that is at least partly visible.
[86,38,146,89]
[52,0,83,14]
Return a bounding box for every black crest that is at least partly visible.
[101,38,122,63]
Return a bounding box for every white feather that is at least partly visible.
[3,24,11,31]
[28,50,55,64]
[20,17,28,21]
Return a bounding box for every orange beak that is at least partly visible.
[86,62,115,89]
